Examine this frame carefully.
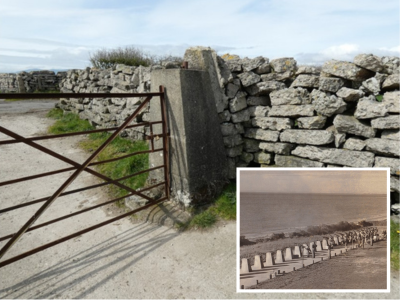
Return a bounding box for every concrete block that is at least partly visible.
[294,245,302,258]
[285,247,293,261]
[240,258,252,274]
[302,244,309,257]
[334,236,339,245]
[316,240,322,251]
[265,252,275,266]
[322,239,329,250]
[275,250,284,263]
[252,255,264,270]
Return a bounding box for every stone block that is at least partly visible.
[225,83,240,98]
[270,58,297,73]
[354,54,384,73]
[252,117,293,131]
[246,96,270,106]
[265,252,275,266]
[226,145,243,157]
[336,87,365,102]
[381,130,400,141]
[229,91,247,113]
[371,115,400,129]
[240,258,252,274]
[333,114,376,138]
[275,155,324,167]
[354,95,389,119]
[311,89,347,117]
[243,138,260,152]
[245,128,280,142]
[259,142,295,155]
[382,91,400,113]
[290,75,319,88]
[268,105,314,117]
[365,138,400,156]
[319,77,346,93]
[374,157,400,175]
[220,123,238,136]
[382,74,399,90]
[297,116,327,129]
[254,152,273,164]
[231,109,250,123]
[391,176,399,193]
[245,81,286,96]
[269,87,310,106]
[248,106,269,117]
[240,152,254,163]
[343,138,366,151]
[237,71,261,87]
[362,77,380,95]
[322,60,374,81]
[280,129,334,145]
[292,145,375,167]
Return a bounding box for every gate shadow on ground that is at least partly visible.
[0,222,179,298]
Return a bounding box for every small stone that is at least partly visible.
[223,134,243,147]
[390,176,399,193]
[243,138,260,152]
[231,109,250,123]
[261,71,294,82]
[240,152,254,163]
[248,106,270,117]
[336,87,365,102]
[295,66,320,75]
[225,83,240,98]
[246,96,270,106]
[382,74,399,90]
[237,71,261,87]
[229,91,247,113]
[382,91,400,113]
[254,61,271,74]
[220,123,238,136]
[381,130,400,141]
[252,117,293,131]
[254,152,273,164]
[280,129,334,145]
[245,81,286,96]
[275,155,324,167]
[361,77,381,95]
[218,110,231,122]
[297,116,327,129]
[226,145,243,157]
[259,142,295,155]
[343,138,366,151]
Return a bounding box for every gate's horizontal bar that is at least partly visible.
[0,92,164,100]
[0,165,165,213]
[0,121,163,145]
[0,196,168,268]
[0,181,166,242]
[0,148,164,187]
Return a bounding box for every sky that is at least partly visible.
[240,170,387,194]
[0,0,399,73]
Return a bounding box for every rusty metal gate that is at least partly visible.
[0,87,169,268]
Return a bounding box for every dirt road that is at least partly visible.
[0,101,399,299]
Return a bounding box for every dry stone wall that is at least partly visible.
[0,71,66,93]
[204,50,399,209]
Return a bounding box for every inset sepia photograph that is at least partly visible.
[237,168,390,292]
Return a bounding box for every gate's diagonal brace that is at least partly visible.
[0,96,155,261]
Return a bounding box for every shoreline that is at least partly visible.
[242,218,387,241]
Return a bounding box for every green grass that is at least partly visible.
[390,219,399,271]
[376,95,383,102]
[47,108,149,200]
[186,181,236,230]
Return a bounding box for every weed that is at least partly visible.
[390,219,399,270]
[376,95,383,102]
[48,110,94,134]
[190,211,217,229]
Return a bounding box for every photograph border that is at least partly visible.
[236,167,391,294]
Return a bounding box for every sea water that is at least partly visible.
[240,193,387,239]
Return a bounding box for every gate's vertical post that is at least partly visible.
[159,85,170,200]
[149,70,229,207]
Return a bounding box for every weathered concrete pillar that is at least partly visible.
[265,252,275,266]
[285,247,293,261]
[240,258,252,274]
[294,245,302,258]
[322,239,329,250]
[302,244,309,257]
[316,240,322,251]
[150,69,229,207]
[275,250,284,263]
[252,255,264,270]
[334,236,339,245]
